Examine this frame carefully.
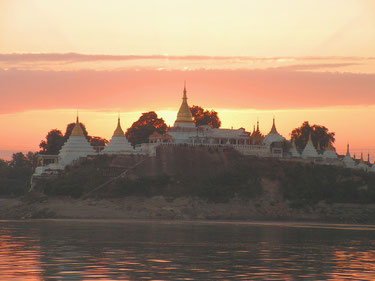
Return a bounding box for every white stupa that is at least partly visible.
[263,118,285,146]
[103,117,135,154]
[289,139,300,158]
[342,143,355,168]
[58,116,96,166]
[322,143,337,159]
[301,132,319,159]
[356,153,369,172]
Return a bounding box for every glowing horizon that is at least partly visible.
[0,0,374,160]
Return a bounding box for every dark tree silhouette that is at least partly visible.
[291,121,335,151]
[125,111,167,146]
[39,129,65,155]
[190,105,221,128]
[90,136,108,147]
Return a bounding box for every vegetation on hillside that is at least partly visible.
[34,154,375,207]
[0,152,37,196]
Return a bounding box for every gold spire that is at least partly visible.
[256,118,259,131]
[70,115,84,137]
[113,116,125,137]
[174,83,195,125]
[269,117,278,134]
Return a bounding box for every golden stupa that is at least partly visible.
[174,83,195,127]
[70,116,85,137]
[113,117,125,137]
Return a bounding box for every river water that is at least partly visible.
[0,220,375,280]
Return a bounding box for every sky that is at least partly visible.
[1,0,375,159]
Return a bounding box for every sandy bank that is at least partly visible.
[1,195,375,224]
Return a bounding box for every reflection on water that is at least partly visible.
[0,220,375,280]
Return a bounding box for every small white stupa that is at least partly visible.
[263,118,285,146]
[58,116,96,166]
[356,153,369,172]
[103,117,135,154]
[322,143,337,159]
[342,143,355,168]
[289,139,300,158]
[301,132,319,159]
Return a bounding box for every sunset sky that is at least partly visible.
[1,0,375,159]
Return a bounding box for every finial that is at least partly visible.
[183,81,187,100]
[76,109,79,123]
[256,117,259,131]
[270,117,278,134]
[346,143,350,156]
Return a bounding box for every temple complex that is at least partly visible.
[32,84,375,180]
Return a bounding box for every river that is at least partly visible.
[0,220,374,280]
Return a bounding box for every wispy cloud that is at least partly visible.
[1,53,375,63]
[0,68,374,114]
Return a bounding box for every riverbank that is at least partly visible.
[2,194,375,224]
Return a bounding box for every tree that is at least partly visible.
[39,129,65,155]
[190,105,221,128]
[125,111,167,146]
[291,121,335,151]
[8,152,34,180]
[90,136,108,147]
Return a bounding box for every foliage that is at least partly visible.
[0,152,37,196]
[39,129,65,155]
[89,136,108,147]
[125,111,168,146]
[40,155,112,198]
[190,105,221,128]
[291,121,335,151]
[281,162,375,205]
